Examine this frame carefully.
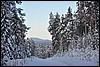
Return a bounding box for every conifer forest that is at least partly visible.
[1,1,99,66]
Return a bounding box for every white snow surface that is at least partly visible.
[6,54,99,66]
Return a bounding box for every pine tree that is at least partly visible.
[48,12,61,54]
[48,1,99,56]
[1,1,30,66]
[75,1,99,50]
[26,38,35,57]
[76,1,85,36]
[1,1,16,65]
[60,7,73,52]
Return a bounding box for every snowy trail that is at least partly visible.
[24,57,69,66]
[7,56,99,66]
[7,57,70,66]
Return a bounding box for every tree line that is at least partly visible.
[48,1,99,55]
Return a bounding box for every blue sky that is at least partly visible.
[17,1,77,40]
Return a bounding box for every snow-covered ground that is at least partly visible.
[6,44,99,66]
[6,56,68,66]
[51,56,99,66]
[6,54,99,66]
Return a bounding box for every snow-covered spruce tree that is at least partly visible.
[93,1,99,49]
[57,7,74,53]
[59,14,66,53]
[1,1,12,65]
[25,38,35,57]
[69,11,79,50]
[1,1,30,66]
[48,12,61,54]
[76,1,85,37]
[62,7,74,52]
[48,7,75,54]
